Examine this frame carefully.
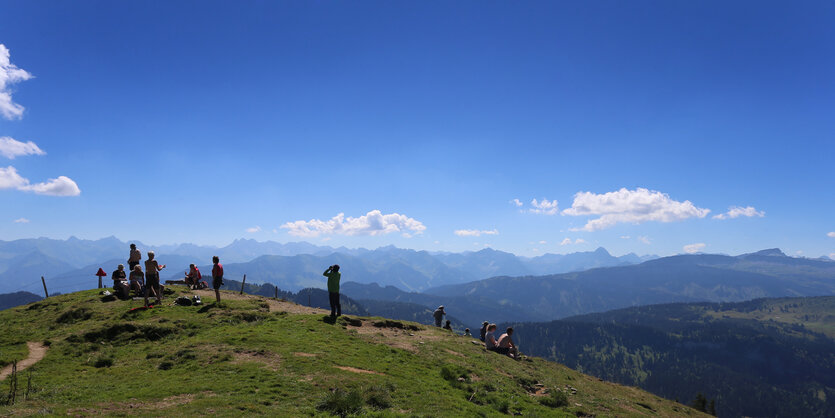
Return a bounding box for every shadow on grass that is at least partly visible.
[322,315,337,324]
[198,302,225,313]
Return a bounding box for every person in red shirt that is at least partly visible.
[212,256,223,303]
[185,263,202,289]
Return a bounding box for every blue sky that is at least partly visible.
[0,1,833,258]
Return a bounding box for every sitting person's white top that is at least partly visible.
[485,332,498,349]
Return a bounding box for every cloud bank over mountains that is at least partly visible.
[282,210,426,237]
[562,188,711,231]
[512,188,765,233]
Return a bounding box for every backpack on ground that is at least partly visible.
[175,296,193,306]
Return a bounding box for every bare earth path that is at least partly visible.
[190,288,328,315]
[0,342,48,381]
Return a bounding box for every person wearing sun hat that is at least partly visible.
[433,305,446,327]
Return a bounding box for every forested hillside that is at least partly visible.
[508,297,835,417]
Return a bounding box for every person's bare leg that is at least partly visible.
[215,289,221,303]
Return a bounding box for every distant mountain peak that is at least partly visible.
[593,247,611,255]
[749,248,787,257]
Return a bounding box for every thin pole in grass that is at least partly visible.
[41,276,49,298]
[274,286,278,300]
[239,274,246,295]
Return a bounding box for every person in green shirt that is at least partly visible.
[323,264,341,318]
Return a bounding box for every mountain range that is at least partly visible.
[0,236,653,294]
[423,249,835,323]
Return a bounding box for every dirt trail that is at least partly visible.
[190,288,328,315]
[0,342,48,380]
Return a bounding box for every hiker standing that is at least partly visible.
[128,243,141,272]
[323,265,341,318]
[212,256,223,303]
[144,251,166,307]
[433,305,445,327]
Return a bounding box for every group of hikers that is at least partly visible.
[110,243,225,307]
[107,250,519,359]
[433,305,520,359]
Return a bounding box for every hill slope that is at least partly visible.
[0,288,704,416]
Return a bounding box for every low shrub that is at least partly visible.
[364,385,394,410]
[540,389,568,408]
[316,389,364,417]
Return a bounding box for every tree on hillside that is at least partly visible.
[691,393,707,412]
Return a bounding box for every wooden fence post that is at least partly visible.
[274,287,278,300]
[41,276,49,298]
[239,274,246,295]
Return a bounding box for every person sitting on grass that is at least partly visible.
[497,327,520,359]
[463,328,472,337]
[485,324,499,351]
[479,321,489,342]
[443,320,452,331]
[111,264,126,287]
[129,265,144,295]
[111,264,129,298]
[185,263,202,289]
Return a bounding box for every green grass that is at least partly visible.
[0,288,707,416]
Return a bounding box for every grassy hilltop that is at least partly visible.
[0,287,706,416]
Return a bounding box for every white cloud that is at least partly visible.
[246,226,261,233]
[0,166,81,196]
[638,236,651,244]
[19,175,81,196]
[530,198,559,215]
[0,44,33,120]
[713,206,765,220]
[683,243,706,254]
[559,238,586,245]
[0,166,27,189]
[13,217,29,223]
[538,240,547,244]
[454,229,498,237]
[620,235,631,239]
[827,232,835,238]
[562,188,710,231]
[281,210,426,237]
[830,253,835,260]
[0,137,45,159]
[510,198,523,207]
